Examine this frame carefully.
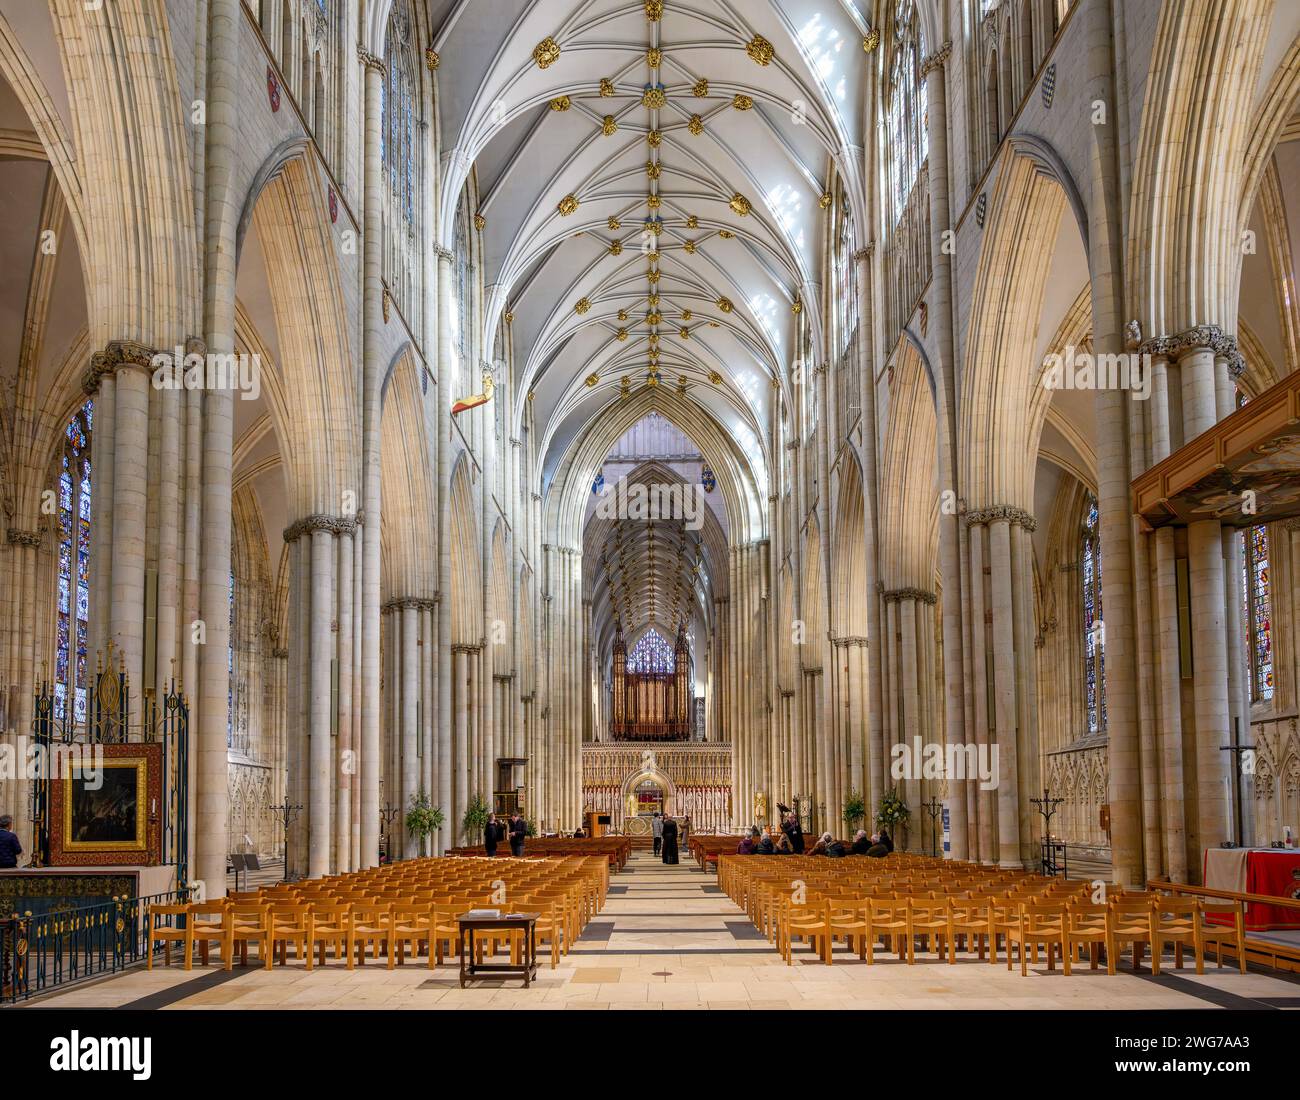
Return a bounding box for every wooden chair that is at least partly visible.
[388,903,436,969]
[230,903,273,970]
[828,899,871,962]
[1064,901,1112,973]
[145,903,193,970]
[909,898,949,961]
[1199,898,1248,973]
[185,901,235,971]
[1152,895,1204,974]
[781,899,832,965]
[1007,900,1070,976]
[1107,896,1155,973]
[269,903,311,969]
[346,902,392,968]
[866,898,912,964]
[945,897,991,962]
[306,903,350,969]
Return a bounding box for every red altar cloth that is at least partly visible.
[1203,848,1300,930]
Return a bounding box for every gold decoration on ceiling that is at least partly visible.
[686,214,699,229]
[791,296,803,315]
[648,294,660,307]
[688,115,704,135]
[609,240,623,256]
[647,194,661,209]
[618,308,629,321]
[550,95,571,111]
[683,239,696,254]
[620,376,631,397]
[424,48,440,70]
[647,47,663,68]
[717,296,733,312]
[528,389,536,400]
[819,192,834,210]
[709,370,723,385]
[647,310,663,324]
[677,375,689,397]
[679,327,690,339]
[474,213,486,231]
[746,35,775,65]
[642,86,667,110]
[608,217,622,230]
[728,193,752,216]
[647,129,662,147]
[600,78,615,96]
[504,311,514,324]
[681,309,693,321]
[645,220,662,235]
[718,228,735,238]
[585,373,599,387]
[645,0,664,19]
[646,250,660,262]
[732,94,754,110]
[708,320,720,327]
[558,194,579,215]
[692,77,709,97]
[533,37,561,69]
[863,28,881,52]
[575,298,591,315]
[646,161,661,180]
[647,369,661,388]
[649,333,659,346]
[647,270,660,284]
[616,329,629,341]
[602,115,618,135]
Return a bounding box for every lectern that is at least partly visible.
[584,812,610,838]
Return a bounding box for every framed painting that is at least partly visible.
[49,741,162,866]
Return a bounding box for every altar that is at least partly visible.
[1204,848,1300,930]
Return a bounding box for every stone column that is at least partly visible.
[308,525,335,877]
[401,601,419,856]
[335,529,353,873]
[435,248,454,854]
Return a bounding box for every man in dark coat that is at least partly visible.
[878,827,894,853]
[781,812,805,854]
[483,812,504,856]
[508,811,527,856]
[661,816,679,864]
[850,830,871,855]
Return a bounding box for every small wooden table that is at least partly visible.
[457,912,540,988]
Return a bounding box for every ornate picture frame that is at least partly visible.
[48,742,163,866]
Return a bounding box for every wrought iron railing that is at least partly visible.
[1,888,190,1003]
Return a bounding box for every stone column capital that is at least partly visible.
[881,587,937,605]
[920,40,952,77]
[283,513,360,542]
[357,46,387,75]
[963,504,1036,531]
[6,528,42,548]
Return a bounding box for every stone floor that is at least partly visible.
[26,851,1300,1010]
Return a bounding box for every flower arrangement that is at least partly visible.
[842,789,867,828]
[461,793,491,842]
[876,788,910,831]
[404,792,445,856]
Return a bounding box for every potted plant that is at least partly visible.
[461,793,490,845]
[405,792,445,856]
[842,789,867,830]
[525,816,538,838]
[876,788,910,837]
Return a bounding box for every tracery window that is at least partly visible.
[453,193,473,394]
[627,628,676,674]
[1241,525,1274,704]
[1081,496,1106,734]
[887,0,927,227]
[56,401,93,726]
[833,182,857,358]
[381,0,422,326]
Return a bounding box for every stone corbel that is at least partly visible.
[920,40,952,78]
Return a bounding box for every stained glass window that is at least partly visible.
[381,0,422,324]
[1241,525,1273,704]
[887,0,927,227]
[627,628,676,674]
[56,400,93,726]
[1081,497,1106,734]
[834,182,857,356]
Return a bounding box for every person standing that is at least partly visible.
[0,815,21,869]
[660,815,679,865]
[483,812,503,856]
[680,813,692,859]
[781,811,805,854]
[508,811,527,857]
[651,811,663,857]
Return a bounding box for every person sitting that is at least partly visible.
[878,827,895,853]
[809,831,833,856]
[850,829,871,855]
[573,827,586,838]
[736,829,758,855]
[865,832,890,858]
[825,835,847,857]
[773,833,794,855]
[755,831,775,855]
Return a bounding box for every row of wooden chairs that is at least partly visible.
[775,892,1247,973]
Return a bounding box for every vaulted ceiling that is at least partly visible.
[426,0,871,486]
